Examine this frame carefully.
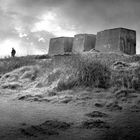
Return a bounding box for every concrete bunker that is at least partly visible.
[95,28,136,55]
[48,37,74,56]
[72,34,96,53]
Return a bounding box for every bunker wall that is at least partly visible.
[73,34,96,53]
[48,37,73,56]
[64,37,74,52]
[120,29,136,55]
[84,34,96,51]
[72,34,85,53]
[95,28,136,55]
[95,28,120,52]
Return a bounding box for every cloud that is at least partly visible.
[31,11,77,37]
[1,0,140,33]
[60,0,140,53]
[0,0,140,55]
[0,0,78,56]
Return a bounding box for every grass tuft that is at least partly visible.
[56,54,111,90]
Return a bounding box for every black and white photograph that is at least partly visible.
[0,0,140,139]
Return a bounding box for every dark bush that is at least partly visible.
[57,76,77,91]
[76,59,111,88]
[56,55,111,91]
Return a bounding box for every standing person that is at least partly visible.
[11,48,16,57]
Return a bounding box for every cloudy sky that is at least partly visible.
[0,0,140,57]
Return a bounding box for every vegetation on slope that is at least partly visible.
[56,53,140,91]
[0,53,140,92]
[0,55,50,75]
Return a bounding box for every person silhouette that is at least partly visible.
[11,48,16,57]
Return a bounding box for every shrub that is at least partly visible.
[56,55,111,91]
[76,58,111,88]
[111,66,140,91]
[132,66,140,90]
[56,76,77,91]
[53,54,140,91]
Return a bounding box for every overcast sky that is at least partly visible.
[0,0,140,57]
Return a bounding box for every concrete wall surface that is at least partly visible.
[96,28,120,52]
[48,37,73,56]
[73,34,96,53]
[120,28,136,55]
[95,28,136,55]
[48,28,136,56]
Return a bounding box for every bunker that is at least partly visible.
[72,34,96,53]
[95,28,136,55]
[48,37,74,56]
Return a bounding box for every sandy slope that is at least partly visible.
[0,87,140,140]
[0,54,140,140]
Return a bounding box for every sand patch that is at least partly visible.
[106,101,122,111]
[20,120,72,138]
[85,111,108,118]
[81,119,110,129]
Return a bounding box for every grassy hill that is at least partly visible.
[0,52,140,93]
[0,52,140,140]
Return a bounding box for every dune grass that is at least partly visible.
[111,66,140,91]
[56,53,140,91]
[0,56,37,75]
[56,54,111,91]
[1,53,140,92]
[76,59,111,88]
